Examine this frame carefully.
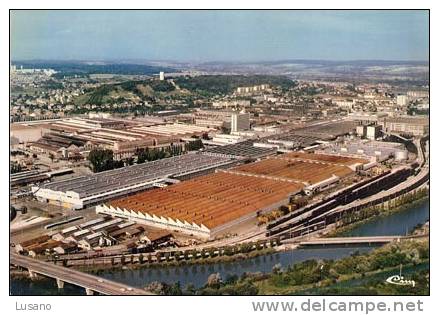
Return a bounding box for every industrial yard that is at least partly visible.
[11,116,429,258]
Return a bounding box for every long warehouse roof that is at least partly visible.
[109,172,303,229]
[40,153,235,198]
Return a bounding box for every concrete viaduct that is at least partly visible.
[10,253,153,295]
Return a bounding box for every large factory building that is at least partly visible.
[96,152,367,239]
[32,153,237,209]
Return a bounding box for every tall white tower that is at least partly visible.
[159,71,165,81]
[231,110,250,133]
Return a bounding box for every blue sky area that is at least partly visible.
[10,10,429,62]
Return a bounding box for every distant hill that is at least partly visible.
[191,60,429,84]
[74,75,297,105]
[11,61,176,77]
[75,79,179,105]
[174,75,296,95]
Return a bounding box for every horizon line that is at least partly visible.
[10,58,430,64]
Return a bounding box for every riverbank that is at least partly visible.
[10,198,429,295]
[325,194,429,237]
[295,261,429,295]
[73,195,429,274]
[10,268,39,281]
[75,247,278,274]
[198,238,429,296]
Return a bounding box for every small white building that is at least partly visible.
[366,125,382,140]
[211,134,246,145]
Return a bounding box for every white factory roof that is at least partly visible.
[39,153,234,198]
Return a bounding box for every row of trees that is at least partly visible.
[145,274,260,295]
[143,239,429,295]
[138,239,281,265]
[136,140,203,164]
[339,188,429,226]
[137,146,183,164]
[87,140,205,172]
[10,162,23,174]
[87,149,124,173]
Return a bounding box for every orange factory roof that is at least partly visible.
[108,152,367,230]
[279,152,368,165]
[233,152,367,184]
[108,172,303,229]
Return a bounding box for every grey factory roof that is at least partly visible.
[41,153,234,198]
[266,134,322,148]
[292,121,358,140]
[202,141,276,158]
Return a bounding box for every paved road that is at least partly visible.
[10,253,153,295]
[297,235,402,246]
[296,234,428,246]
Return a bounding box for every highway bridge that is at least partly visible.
[10,253,153,295]
[297,234,428,247]
[297,235,401,246]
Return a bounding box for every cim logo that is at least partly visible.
[386,275,416,287]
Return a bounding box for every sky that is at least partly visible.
[10,10,429,62]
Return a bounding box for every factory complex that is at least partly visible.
[15,117,419,246]
[11,117,214,160]
[96,152,368,238]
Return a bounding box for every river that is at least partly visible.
[10,198,429,295]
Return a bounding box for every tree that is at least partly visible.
[10,162,23,174]
[233,281,259,295]
[190,249,198,260]
[167,282,183,295]
[224,274,239,285]
[87,149,122,173]
[125,157,134,166]
[138,254,144,264]
[174,251,182,261]
[223,246,234,256]
[184,283,196,295]
[185,139,204,151]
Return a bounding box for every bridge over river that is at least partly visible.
[296,234,428,247]
[10,253,153,295]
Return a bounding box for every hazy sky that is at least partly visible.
[10,10,429,62]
